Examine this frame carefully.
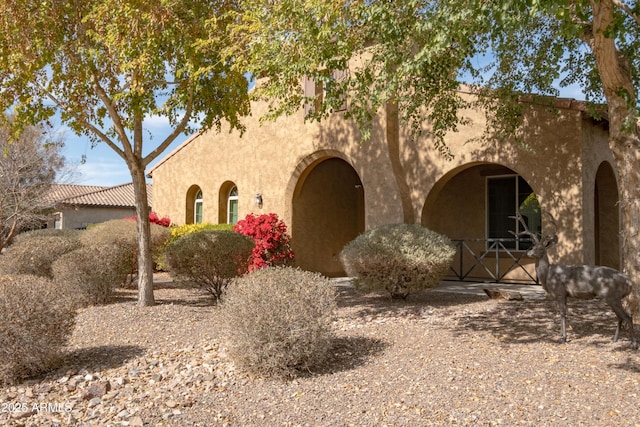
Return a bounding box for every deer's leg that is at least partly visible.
[557,296,568,344]
[607,299,637,349]
[614,318,623,343]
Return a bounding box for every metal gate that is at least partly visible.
[448,238,538,283]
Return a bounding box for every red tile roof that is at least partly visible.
[46,184,107,202]
[49,183,152,208]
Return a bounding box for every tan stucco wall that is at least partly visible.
[150,90,615,276]
[59,207,136,230]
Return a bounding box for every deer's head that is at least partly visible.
[511,211,558,259]
[526,233,558,258]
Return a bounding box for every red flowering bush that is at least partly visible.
[234,213,294,271]
[149,212,171,227]
[124,212,171,227]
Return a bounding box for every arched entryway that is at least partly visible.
[422,163,539,282]
[291,157,365,276]
[594,161,620,268]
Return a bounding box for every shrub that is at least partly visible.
[12,228,82,244]
[124,211,172,227]
[233,213,294,271]
[52,244,131,307]
[0,230,82,277]
[169,222,234,244]
[163,230,255,301]
[80,219,172,283]
[339,223,456,299]
[218,267,337,378]
[0,274,76,386]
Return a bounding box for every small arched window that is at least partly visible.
[227,186,238,224]
[194,189,203,224]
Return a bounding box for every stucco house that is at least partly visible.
[46,183,152,230]
[148,86,618,282]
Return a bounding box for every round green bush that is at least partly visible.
[163,230,255,301]
[155,223,234,271]
[0,274,76,386]
[0,230,82,278]
[339,223,456,299]
[168,222,234,244]
[217,266,337,378]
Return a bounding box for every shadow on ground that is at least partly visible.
[452,296,636,349]
[64,344,145,372]
[302,336,389,378]
[111,280,217,307]
[335,285,637,350]
[336,286,487,314]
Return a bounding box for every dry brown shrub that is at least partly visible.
[0,230,82,278]
[339,223,456,299]
[0,275,76,386]
[52,244,131,307]
[81,219,172,285]
[217,267,337,378]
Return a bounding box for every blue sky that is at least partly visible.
[59,80,586,188]
[58,114,191,187]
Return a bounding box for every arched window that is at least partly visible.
[227,186,238,224]
[194,189,203,224]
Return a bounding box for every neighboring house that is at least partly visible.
[148,85,618,281]
[46,183,152,230]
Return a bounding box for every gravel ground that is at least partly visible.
[1,274,639,427]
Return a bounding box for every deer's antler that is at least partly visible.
[509,211,539,244]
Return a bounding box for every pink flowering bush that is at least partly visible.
[124,212,171,227]
[233,213,294,271]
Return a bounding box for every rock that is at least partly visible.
[82,381,111,400]
[483,288,524,301]
[129,416,145,426]
[116,409,129,418]
[87,397,102,408]
[11,408,36,420]
[33,383,52,394]
[113,376,126,387]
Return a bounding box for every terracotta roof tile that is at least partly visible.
[46,184,107,203]
[49,183,152,208]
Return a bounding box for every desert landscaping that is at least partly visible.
[1,274,639,427]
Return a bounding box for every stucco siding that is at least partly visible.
[60,207,136,229]
[150,89,616,277]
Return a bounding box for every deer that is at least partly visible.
[512,212,637,349]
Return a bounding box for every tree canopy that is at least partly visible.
[0,0,250,305]
[231,0,638,142]
[231,0,640,318]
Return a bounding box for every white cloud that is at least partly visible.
[74,158,132,187]
[144,114,173,130]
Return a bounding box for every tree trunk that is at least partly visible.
[129,158,155,307]
[386,103,415,223]
[591,0,640,320]
[615,140,640,320]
